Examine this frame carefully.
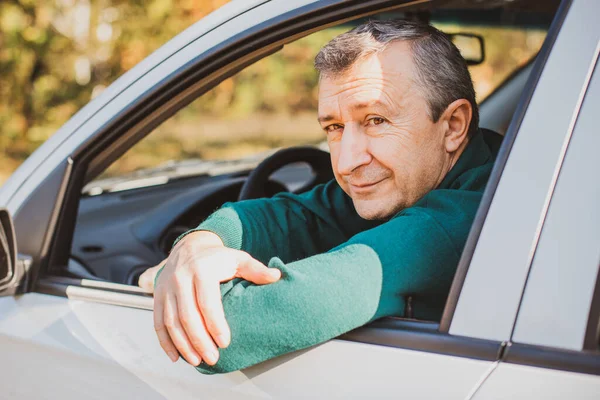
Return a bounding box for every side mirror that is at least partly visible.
[448,33,485,66]
[0,208,16,285]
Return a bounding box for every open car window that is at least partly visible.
[84,13,547,194]
[64,4,558,314]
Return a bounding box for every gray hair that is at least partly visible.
[314,19,479,136]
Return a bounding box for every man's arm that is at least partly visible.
[178,180,378,264]
[150,181,374,366]
[198,202,466,374]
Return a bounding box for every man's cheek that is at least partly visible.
[327,146,341,175]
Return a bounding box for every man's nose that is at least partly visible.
[336,125,372,176]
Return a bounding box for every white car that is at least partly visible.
[1,0,598,398]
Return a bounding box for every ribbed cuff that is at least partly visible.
[197,207,244,250]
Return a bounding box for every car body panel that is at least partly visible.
[0,293,494,399]
[450,0,600,342]
[472,363,600,400]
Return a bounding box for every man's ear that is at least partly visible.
[440,99,472,153]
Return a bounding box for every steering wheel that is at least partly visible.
[238,146,334,201]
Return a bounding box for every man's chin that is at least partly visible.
[353,200,399,221]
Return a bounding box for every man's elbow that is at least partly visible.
[195,363,232,375]
[194,350,256,375]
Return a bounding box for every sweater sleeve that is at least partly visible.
[184,180,377,264]
[196,206,461,374]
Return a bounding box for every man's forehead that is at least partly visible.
[321,41,413,81]
[318,42,415,96]
[318,76,387,103]
[317,44,415,120]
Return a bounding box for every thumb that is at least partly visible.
[237,256,281,285]
[138,264,162,292]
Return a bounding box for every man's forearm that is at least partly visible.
[196,244,396,374]
[195,207,461,374]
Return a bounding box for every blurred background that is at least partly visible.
[0,0,546,185]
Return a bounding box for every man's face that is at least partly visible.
[318,41,457,220]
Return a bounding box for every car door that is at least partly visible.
[471,19,600,398]
[0,0,578,399]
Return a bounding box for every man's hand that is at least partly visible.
[138,263,163,293]
[151,231,281,366]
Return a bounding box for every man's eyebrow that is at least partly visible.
[317,115,336,124]
[317,101,390,124]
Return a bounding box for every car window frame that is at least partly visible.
[443,0,600,343]
[440,0,573,330]
[511,48,600,351]
[500,47,600,377]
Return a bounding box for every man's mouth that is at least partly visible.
[348,178,387,193]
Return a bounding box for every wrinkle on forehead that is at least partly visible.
[317,41,420,121]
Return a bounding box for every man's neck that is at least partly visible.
[435,135,471,189]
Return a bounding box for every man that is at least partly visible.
[139,19,501,374]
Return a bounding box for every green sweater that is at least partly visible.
[170,128,501,374]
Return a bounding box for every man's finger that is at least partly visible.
[195,278,231,349]
[175,277,220,365]
[237,257,282,285]
[153,291,179,362]
[163,292,202,366]
[139,264,163,292]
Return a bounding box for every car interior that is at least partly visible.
[64,2,559,323]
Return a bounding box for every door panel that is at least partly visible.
[1,293,493,399]
[472,363,600,399]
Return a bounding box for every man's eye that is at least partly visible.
[367,117,385,126]
[324,124,343,133]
